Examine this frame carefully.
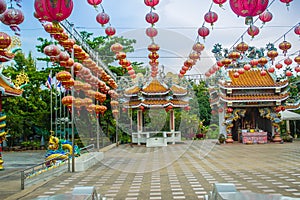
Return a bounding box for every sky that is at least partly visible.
[1,0,300,75]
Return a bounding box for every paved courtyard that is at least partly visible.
[2,140,300,200]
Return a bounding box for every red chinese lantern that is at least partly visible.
[213,0,227,7]
[250,59,258,67]
[238,68,244,74]
[184,59,194,69]
[205,71,211,77]
[0,0,6,14]
[284,57,293,66]
[62,78,74,89]
[227,107,233,113]
[58,51,70,62]
[275,63,283,69]
[110,100,119,108]
[62,95,74,111]
[116,52,126,60]
[294,55,300,65]
[279,41,291,56]
[229,0,268,25]
[146,27,158,38]
[268,67,275,73]
[44,44,61,61]
[144,0,159,7]
[53,32,68,42]
[221,58,232,68]
[198,26,210,40]
[294,24,300,36]
[56,71,71,82]
[233,72,239,78]
[243,64,251,71]
[145,12,159,25]
[0,32,11,50]
[258,57,268,67]
[259,10,273,24]
[260,70,267,76]
[192,42,205,53]
[184,106,191,111]
[95,92,106,104]
[105,26,116,36]
[0,50,14,62]
[295,66,300,73]
[247,25,259,38]
[189,52,200,61]
[204,11,218,27]
[217,60,224,67]
[286,70,292,77]
[87,0,102,7]
[96,12,110,26]
[236,41,249,53]
[43,23,63,35]
[148,52,159,60]
[34,0,73,23]
[228,51,240,61]
[267,50,278,64]
[148,43,160,52]
[1,7,24,35]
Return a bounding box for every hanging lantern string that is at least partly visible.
[272,22,300,44]
[229,0,276,50]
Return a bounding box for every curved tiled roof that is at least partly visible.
[0,76,22,96]
[123,99,189,108]
[222,70,288,88]
[142,79,168,94]
[170,85,187,95]
[124,86,140,96]
[220,93,289,101]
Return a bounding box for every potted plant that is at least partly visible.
[218,134,226,144]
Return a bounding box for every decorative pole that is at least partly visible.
[0,94,5,170]
[70,23,75,172]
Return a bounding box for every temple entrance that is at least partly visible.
[231,107,272,142]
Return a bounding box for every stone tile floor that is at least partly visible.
[3,140,300,200]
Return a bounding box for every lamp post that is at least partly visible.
[70,22,75,173]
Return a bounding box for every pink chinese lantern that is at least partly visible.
[259,10,273,24]
[205,71,211,77]
[144,0,159,7]
[229,0,268,25]
[96,12,110,26]
[238,68,244,74]
[1,7,24,35]
[250,59,258,67]
[213,0,227,7]
[268,67,275,73]
[198,26,210,40]
[87,0,102,7]
[284,57,293,66]
[145,12,159,25]
[286,70,292,77]
[0,0,6,14]
[204,11,218,27]
[247,25,259,38]
[280,0,293,8]
[275,63,283,69]
[146,27,158,38]
[58,51,70,62]
[105,26,116,36]
[279,41,291,56]
[294,24,300,36]
[34,0,73,24]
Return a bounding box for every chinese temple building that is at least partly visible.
[210,69,288,144]
[122,74,190,146]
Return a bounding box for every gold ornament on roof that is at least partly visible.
[14,71,29,88]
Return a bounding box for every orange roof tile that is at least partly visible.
[0,77,22,96]
[228,70,278,87]
[220,93,289,101]
[124,86,140,95]
[142,79,168,94]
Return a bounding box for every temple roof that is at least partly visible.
[220,70,288,88]
[141,78,169,95]
[123,99,189,108]
[219,93,289,102]
[0,74,23,96]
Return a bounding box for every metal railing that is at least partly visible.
[60,19,116,80]
[20,144,95,190]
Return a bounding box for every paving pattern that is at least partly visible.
[7,140,300,200]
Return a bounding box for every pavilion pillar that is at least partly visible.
[137,110,143,145]
[286,120,290,134]
[169,110,175,144]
